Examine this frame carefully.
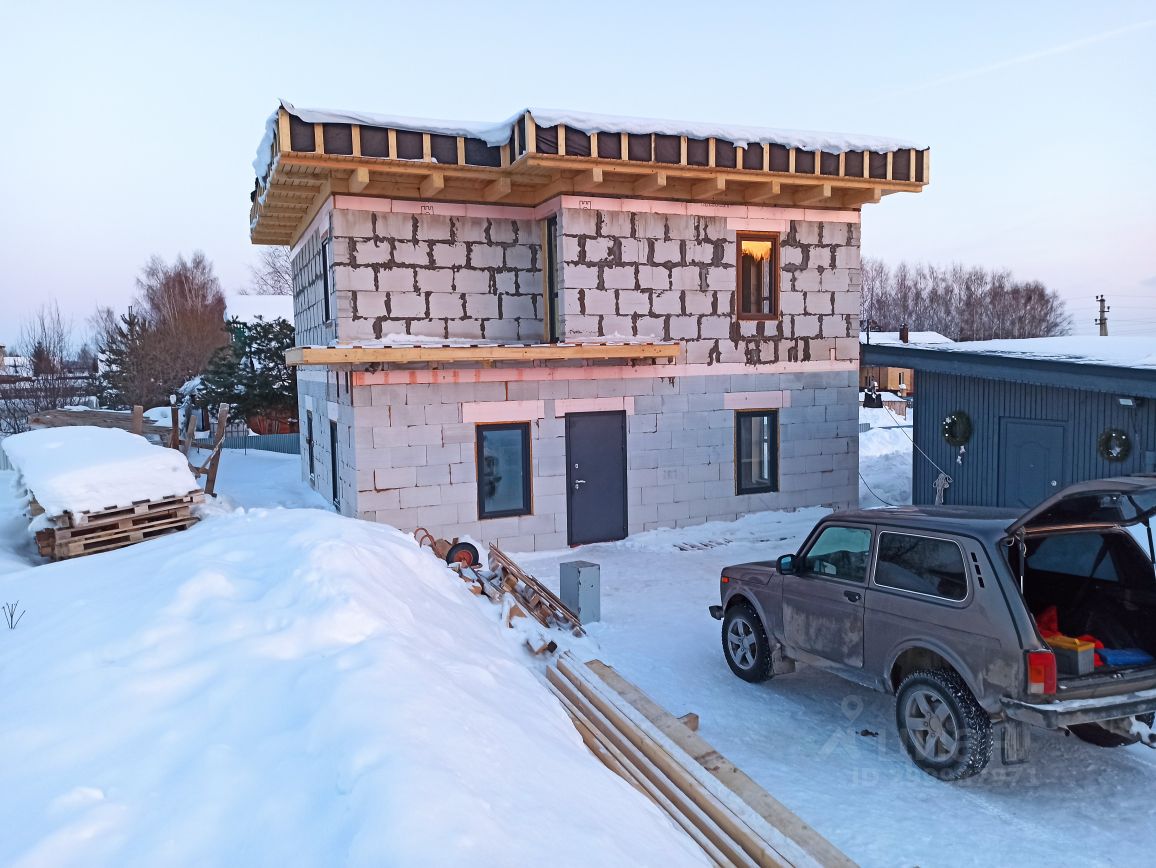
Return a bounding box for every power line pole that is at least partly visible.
[1095,294,1110,336]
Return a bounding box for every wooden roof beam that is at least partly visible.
[348,167,370,194]
[634,172,667,195]
[692,176,726,199]
[419,172,445,198]
[793,183,832,205]
[483,177,512,202]
[745,180,781,203]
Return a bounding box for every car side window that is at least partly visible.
[875,532,968,601]
[800,526,872,583]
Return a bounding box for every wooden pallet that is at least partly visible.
[548,654,853,868]
[60,491,204,529]
[38,513,199,559]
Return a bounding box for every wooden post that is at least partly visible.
[203,403,230,497]
[181,411,197,455]
[130,405,144,436]
[169,406,180,449]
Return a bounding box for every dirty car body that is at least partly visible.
[711,477,1156,780]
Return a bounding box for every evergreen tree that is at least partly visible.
[100,309,166,409]
[197,317,297,431]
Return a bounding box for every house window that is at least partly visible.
[735,410,778,494]
[329,419,340,506]
[737,233,779,319]
[321,236,333,321]
[306,410,315,480]
[476,423,532,519]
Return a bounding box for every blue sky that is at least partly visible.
[1,0,1153,345]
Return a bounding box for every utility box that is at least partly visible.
[560,560,601,624]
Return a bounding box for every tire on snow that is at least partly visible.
[895,668,992,781]
[721,601,773,683]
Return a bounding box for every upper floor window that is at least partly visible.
[737,232,779,319]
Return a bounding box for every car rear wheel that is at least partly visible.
[721,602,773,683]
[896,669,992,781]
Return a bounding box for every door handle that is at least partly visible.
[843,590,861,603]
[573,479,586,490]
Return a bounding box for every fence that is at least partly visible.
[221,433,300,455]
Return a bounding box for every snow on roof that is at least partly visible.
[1,426,198,518]
[860,331,953,346]
[877,335,1156,370]
[226,293,294,324]
[255,99,926,179]
[0,507,705,865]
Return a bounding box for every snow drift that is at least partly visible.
[0,509,703,867]
[1,427,198,520]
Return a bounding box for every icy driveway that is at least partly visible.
[517,513,1156,868]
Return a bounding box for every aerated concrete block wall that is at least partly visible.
[346,369,858,550]
[296,368,358,516]
[554,209,861,364]
[327,209,544,343]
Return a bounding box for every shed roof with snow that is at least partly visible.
[251,101,930,245]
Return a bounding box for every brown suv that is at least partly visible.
[709,477,1156,780]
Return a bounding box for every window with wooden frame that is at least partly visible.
[736,232,779,319]
[476,423,533,519]
[735,410,779,495]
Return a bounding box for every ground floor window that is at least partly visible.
[306,410,315,480]
[476,423,532,519]
[329,420,339,506]
[735,410,778,494]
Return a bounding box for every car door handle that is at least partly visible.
[843,590,861,603]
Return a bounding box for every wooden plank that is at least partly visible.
[793,183,832,205]
[551,662,766,867]
[692,177,726,199]
[130,405,144,435]
[203,402,230,496]
[545,670,742,866]
[634,172,667,195]
[285,342,681,366]
[746,180,781,203]
[586,659,854,868]
[348,167,370,193]
[483,177,512,202]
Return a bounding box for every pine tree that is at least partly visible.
[100,310,166,409]
[197,316,297,432]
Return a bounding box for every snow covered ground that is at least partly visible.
[5,437,1156,866]
[0,452,703,867]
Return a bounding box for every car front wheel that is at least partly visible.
[896,669,992,781]
[721,602,773,683]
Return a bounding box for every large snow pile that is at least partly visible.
[0,509,703,867]
[1,427,198,519]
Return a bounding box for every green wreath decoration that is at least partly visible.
[1098,428,1131,462]
[942,410,972,447]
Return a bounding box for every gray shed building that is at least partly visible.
[861,337,1156,510]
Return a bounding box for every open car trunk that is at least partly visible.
[1010,528,1156,689]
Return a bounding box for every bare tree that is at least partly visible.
[0,302,94,434]
[133,252,229,389]
[244,246,292,295]
[860,259,1072,341]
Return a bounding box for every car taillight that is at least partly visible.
[1027,650,1057,695]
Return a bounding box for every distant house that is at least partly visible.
[861,336,1156,509]
[859,330,951,399]
[248,101,931,549]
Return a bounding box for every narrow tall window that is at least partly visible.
[476,423,532,519]
[735,410,778,495]
[329,420,340,506]
[544,215,561,343]
[321,236,333,322]
[737,233,779,319]
[306,410,315,480]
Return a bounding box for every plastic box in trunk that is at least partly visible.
[1046,636,1096,676]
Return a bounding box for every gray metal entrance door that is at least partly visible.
[565,412,628,546]
[1000,419,1064,508]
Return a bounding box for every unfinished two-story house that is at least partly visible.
[249,102,929,550]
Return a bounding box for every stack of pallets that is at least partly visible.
[33,491,204,560]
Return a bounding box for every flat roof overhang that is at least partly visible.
[861,342,1156,399]
[285,342,681,367]
[252,107,929,245]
